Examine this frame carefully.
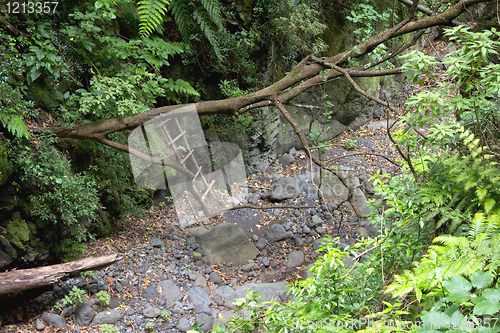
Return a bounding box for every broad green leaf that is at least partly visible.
[473,300,500,315]
[483,288,500,302]
[446,290,470,303]
[471,272,492,289]
[420,311,450,330]
[444,276,472,294]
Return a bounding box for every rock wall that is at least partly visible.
[240,74,411,174]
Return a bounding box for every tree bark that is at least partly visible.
[0,253,123,295]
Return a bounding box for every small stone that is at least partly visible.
[150,237,163,248]
[311,215,324,225]
[209,271,222,283]
[302,226,311,234]
[294,236,304,247]
[172,308,184,315]
[35,318,45,331]
[176,318,191,332]
[285,251,304,268]
[252,234,259,242]
[143,306,161,318]
[255,238,268,250]
[316,226,326,234]
[261,258,270,267]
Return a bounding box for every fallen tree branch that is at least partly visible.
[228,204,315,211]
[0,253,124,295]
[325,152,401,167]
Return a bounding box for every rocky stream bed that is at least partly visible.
[0,121,401,333]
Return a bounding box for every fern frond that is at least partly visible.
[138,0,171,38]
[193,8,224,63]
[200,0,222,29]
[0,113,30,140]
[169,0,193,40]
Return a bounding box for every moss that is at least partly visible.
[6,212,33,251]
[0,139,12,186]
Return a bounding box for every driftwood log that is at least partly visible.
[0,253,124,295]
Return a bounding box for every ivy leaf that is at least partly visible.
[471,272,492,289]
[473,300,500,315]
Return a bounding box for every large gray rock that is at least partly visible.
[196,312,214,332]
[235,282,290,303]
[90,310,125,326]
[214,286,236,303]
[187,286,211,306]
[41,312,66,328]
[314,170,349,201]
[190,224,259,265]
[285,251,304,268]
[176,318,191,332]
[279,154,295,166]
[74,305,95,326]
[156,280,183,307]
[265,224,287,243]
[352,188,371,217]
[269,177,300,201]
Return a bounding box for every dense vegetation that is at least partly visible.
[209,25,500,333]
[2,0,500,331]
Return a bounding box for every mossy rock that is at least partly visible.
[6,212,36,251]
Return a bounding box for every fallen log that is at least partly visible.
[0,253,124,295]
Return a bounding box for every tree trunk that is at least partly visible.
[0,253,123,295]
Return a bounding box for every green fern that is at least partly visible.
[137,0,171,38]
[193,7,223,62]
[0,113,30,140]
[200,0,222,30]
[169,0,192,40]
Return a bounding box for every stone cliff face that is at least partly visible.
[234,74,412,174]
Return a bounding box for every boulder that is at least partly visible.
[265,224,287,243]
[285,251,304,268]
[41,312,66,328]
[269,177,300,201]
[196,312,214,332]
[351,188,372,217]
[279,154,295,166]
[156,280,183,307]
[187,286,211,306]
[190,224,259,265]
[90,310,125,326]
[235,282,290,303]
[74,305,95,326]
[314,170,349,201]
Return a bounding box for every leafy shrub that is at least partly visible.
[11,133,101,257]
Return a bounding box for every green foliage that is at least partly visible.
[56,286,86,310]
[345,0,391,65]
[0,33,32,140]
[137,0,171,37]
[414,272,500,333]
[96,290,111,306]
[11,133,101,255]
[99,324,120,333]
